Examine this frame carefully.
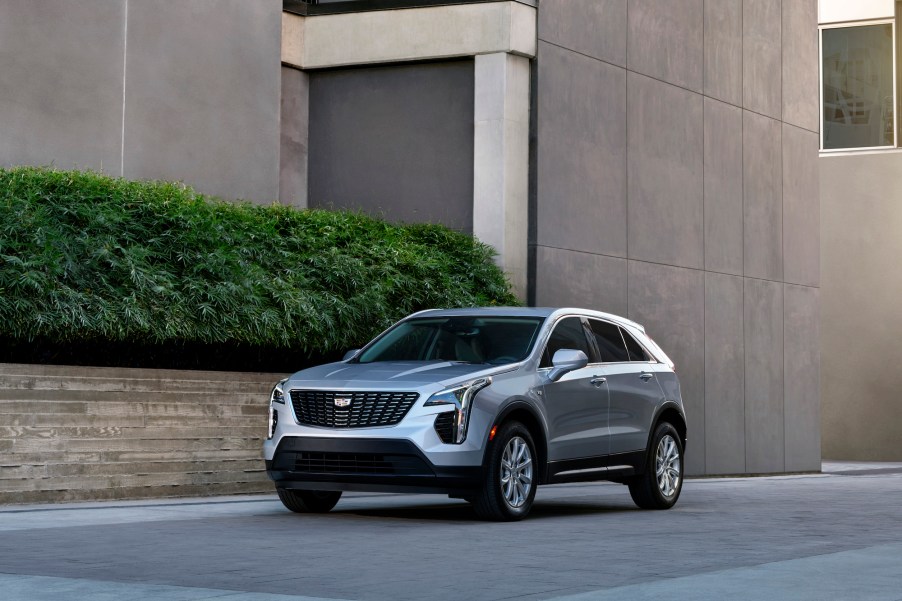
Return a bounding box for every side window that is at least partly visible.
[621,328,651,362]
[540,317,591,368]
[588,319,629,362]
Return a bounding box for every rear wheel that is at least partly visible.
[628,422,683,509]
[277,488,342,513]
[473,421,537,521]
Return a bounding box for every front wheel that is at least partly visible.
[277,488,342,513]
[628,422,683,509]
[472,421,537,521]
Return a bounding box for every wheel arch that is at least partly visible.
[650,402,687,451]
[490,400,549,485]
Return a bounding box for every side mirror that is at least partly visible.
[547,349,589,382]
[342,349,360,361]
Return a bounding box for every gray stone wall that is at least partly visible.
[0,364,281,505]
[306,60,476,233]
[820,153,902,461]
[0,0,281,204]
[531,0,820,475]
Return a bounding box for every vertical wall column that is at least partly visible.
[473,52,531,300]
[279,66,309,208]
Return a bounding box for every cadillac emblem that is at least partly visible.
[334,397,352,408]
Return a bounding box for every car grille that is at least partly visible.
[289,390,420,428]
[290,451,430,475]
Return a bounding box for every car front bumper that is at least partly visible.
[266,436,483,494]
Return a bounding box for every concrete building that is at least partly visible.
[0,0,821,479]
[819,0,902,461]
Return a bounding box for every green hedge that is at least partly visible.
[0,167,517,368]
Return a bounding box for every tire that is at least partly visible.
[628,422,683,510]
[277,488,342,513]
[473,421,537,521]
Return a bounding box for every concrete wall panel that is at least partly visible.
[628,261,705,474]
[0,1,126,173]
[744,278,784,473]
[743,0,782,119]
[124,0,281,203]
[704,98,744,275]
[743,111,783,281]
[538,0,626,66]
[782,0,819,133]
[536,42,627,256]
[821,154,902,460]
[784,284,820,472]
[627,73,703,269]
[705,272,745,474]
[307,60,475,233]
[783,124,819,287]
[534,247,627,315]
[704,0,742,106]
[627,0,703,92]
[279,67,309,208]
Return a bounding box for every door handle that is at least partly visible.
[590,376,607,387]
[639,372,654,381]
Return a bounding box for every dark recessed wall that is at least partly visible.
[307,60,475,233]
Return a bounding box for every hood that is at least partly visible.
[287,360,505,389]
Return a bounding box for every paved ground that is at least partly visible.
[1,462,902,600]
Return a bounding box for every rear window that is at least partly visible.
[587,319,629,362]
[621,329,652,362]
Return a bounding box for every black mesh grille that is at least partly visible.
[291,452,430,475]
[289,390,419,428]
[434,411,455,443]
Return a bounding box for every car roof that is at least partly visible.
[407,306,646,332]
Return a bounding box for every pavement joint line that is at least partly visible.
[0,573,351,601]
[0,492,408,514]
[542,542,902,601]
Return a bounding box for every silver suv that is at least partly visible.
[264,307,686,521]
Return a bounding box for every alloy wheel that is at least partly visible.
[655,434,681,498]
[500,436,533,508]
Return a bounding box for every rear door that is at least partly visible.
[540,316,610,461]
[604,325,665,455]
[589,318,663,455]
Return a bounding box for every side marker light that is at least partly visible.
[489,425,498,441]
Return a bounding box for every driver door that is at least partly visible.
[540,316,610,462]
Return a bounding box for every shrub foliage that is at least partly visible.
[0,167,517,369]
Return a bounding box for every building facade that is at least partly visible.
[0,0,821,476]
[818,0,902,460]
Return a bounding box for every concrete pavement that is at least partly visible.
[1,462,901,600]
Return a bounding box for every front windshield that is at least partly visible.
[356,316,545,365]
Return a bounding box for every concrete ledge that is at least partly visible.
[0,363,285,505]
[282,1,537,69]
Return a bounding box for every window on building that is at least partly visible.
[821,22,896,150]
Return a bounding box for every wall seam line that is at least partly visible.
[120,0,129,178]
[741,0,747,474]
[701,0,707,475]
[780,0,787,473]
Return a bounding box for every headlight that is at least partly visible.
[270,379,287,404]
[424,378,491,444]
[267,379,287,440]
[267,405,279,439]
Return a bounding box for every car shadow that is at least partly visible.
[330,498,639,522]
